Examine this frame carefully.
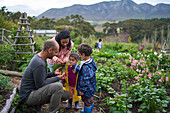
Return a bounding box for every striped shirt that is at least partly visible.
[47,37,74,64]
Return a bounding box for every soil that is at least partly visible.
[1,75,169,113]
[0,88,13,111]
[0,76,106,113]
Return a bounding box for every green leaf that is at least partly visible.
[137,98,142,101]
[127,104,132,108]
[156,99,161,102]
[162,109,167,112]
[162,104,167,107]
[99,103,106,106]
[110,107,117,111]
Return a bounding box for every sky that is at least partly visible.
[0,0,170,16]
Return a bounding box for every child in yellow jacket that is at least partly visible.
[62,53,81,110]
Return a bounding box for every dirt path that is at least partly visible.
[7,76,104,113]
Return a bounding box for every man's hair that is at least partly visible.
[78,43,92,56]
[55,30,71,51]
[43,40,57,51]
[69,52,80,61]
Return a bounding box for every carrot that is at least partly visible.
[59,71,62,75]
[63,71,67,80]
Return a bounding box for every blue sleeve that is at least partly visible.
[72,63,80,73]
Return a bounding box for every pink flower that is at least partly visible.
[129,56,132,62]
[140,59,144,63]
[139,74,143,76]
[142,70,145,73]
[135,76,139,80]
[131,63,136,66]
[146,68,148,72]
[129,56,132,60]
[136,69,139,72]
[148,73,152,79]
[139,46,144,50]
[137,55,139,57]
[143,57,145,60]
[159,79,162,82]
[130,66,133,69]
[133,60,138,64]
[159,77,163,82]
[165,77,169,82]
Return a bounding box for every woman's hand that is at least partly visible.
[56,58,67,65]
[56,58,63,64]
[54,67,62,75]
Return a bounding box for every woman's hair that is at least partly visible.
[69,53,80,61]
[55,30,71,51]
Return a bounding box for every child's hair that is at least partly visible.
[78,43,92,56]
[69,52,80,61]
[99,38,102,42]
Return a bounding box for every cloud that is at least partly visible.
[6,5,45,16]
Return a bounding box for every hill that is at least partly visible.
[37,0,170,21]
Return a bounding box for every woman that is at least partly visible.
[47,30,74,72]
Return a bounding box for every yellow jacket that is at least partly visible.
[63,65,81,102]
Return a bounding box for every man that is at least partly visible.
[19,39,69,113]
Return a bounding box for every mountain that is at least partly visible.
[37,0,170,21]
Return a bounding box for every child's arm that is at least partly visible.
[71,63,80,73]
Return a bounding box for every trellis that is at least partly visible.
[0,28,12,44]
[12,12,36,62]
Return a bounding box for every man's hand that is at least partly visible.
[58,72,67,80]
[54,67,62,75]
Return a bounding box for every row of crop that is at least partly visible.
[92,43,169,113]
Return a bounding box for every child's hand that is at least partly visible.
[79,91,84,96]
[54,67,62,75]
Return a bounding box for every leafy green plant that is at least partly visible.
[12,94,28,113]
[127,83,168,112]
[100,94,132,113]
[0,73,12,90]
[0,95,2,103]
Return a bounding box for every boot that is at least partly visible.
[91,104,94,111]
[66,99,72,109]
[75,101,79,110]
[80,106,92,113]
